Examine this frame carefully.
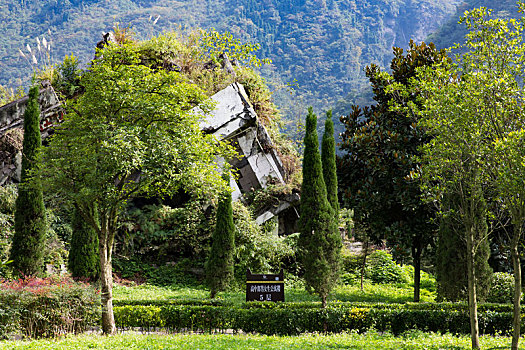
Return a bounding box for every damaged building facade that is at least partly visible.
[0,81,298,234]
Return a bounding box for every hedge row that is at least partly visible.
[114,299,524,313]
[114,303,519,336]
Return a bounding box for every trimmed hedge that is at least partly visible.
[113,301,521,336]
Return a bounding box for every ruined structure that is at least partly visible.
[198,83,299,230]
[0,81,62,185]
[0,81,298,232]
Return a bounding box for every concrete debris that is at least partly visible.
[0,80,298,231]
[0,81,63,185]
[196,83,298,229]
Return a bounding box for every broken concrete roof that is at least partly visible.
[0,81,299,228]
[197,83,298,225]
[0,81,63,139]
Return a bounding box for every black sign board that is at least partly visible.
[246,269,284,302]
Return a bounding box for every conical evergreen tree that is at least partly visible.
[68,206,100,281]
[436,192,493,301]
[298,107,341,308]
[321,109,339,215]
[206,175,235,298]
[10,85,47,276]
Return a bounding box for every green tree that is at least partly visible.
[68,206,100,281]
[436,193,492,302]
[321,110,339,215]
[206,175,235,298]
[298,107,341,308]
[42,41,233,334]
[9,85,47,277]
[338,41,446,302]
[411,4,525,348]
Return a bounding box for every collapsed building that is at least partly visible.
[0,81,299,234]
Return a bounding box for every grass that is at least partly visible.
[113,281,435,304]
[1,331,520,349]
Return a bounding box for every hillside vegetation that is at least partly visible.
[429,0,523,50]
[0,0,460,129]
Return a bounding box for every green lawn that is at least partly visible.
[1,331,519,349]
[113,282,435,304]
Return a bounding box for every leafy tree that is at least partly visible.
[206,175,235,298]
[338,41,447,302]
[68,206,99,281]
[9,85,47,277]
[321,110,339,215]
[298,107,341,308]
[411,3,525,348]
[42,41,233,334]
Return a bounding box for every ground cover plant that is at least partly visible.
[0,331,518,349]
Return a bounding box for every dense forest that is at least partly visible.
[429,0,524,50]
[0,0,461,136]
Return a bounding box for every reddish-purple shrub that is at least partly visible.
[0,275,100,338]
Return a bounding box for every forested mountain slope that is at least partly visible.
[0,0,460,129]
[429,0,522,50]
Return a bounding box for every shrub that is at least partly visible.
[340,249,362,284]
[366,250,407,284]
[0,276,100,338]
[112,300,525,336]
[487,272,514,304]
[233,202,296,281]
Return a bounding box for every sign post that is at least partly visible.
[246,269,284,302]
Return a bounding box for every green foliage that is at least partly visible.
[436,194,493,302]
[108,299,525,336]
[42,37,234,333]
[0,276,99,339]
[2,331,522,350]
[299,107,341,305]
[487,272,515,304]
[232,201,296,281]
[113,258,201,287]
[0,184,16,269]
[338,41,448,301]
[0,85,24,106]
[366,250,406,285]
[10,85,47,277]
[405,4,525,347]
[68,207,100,281]
[53,54,83,99]
[206,181,235,298]
[0,0,461,131]
[321,110,339,215]
[118,200,212,263]
[198,29,271,68]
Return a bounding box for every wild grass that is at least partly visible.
[1,330,517,349]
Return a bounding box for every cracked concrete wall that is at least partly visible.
[197,83,298,228]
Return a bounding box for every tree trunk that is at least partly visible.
[466,225,480,349]
[360,240,369,291]
[412,245,421,302]
[100,240,116,335]
[510,231,521,350]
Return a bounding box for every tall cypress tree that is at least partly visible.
[206,176,235,298]
[298,107,341,308]
[68,206,100,281]
[436,192,492,302]
[321,109,339,215]
[10,85,47,276]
